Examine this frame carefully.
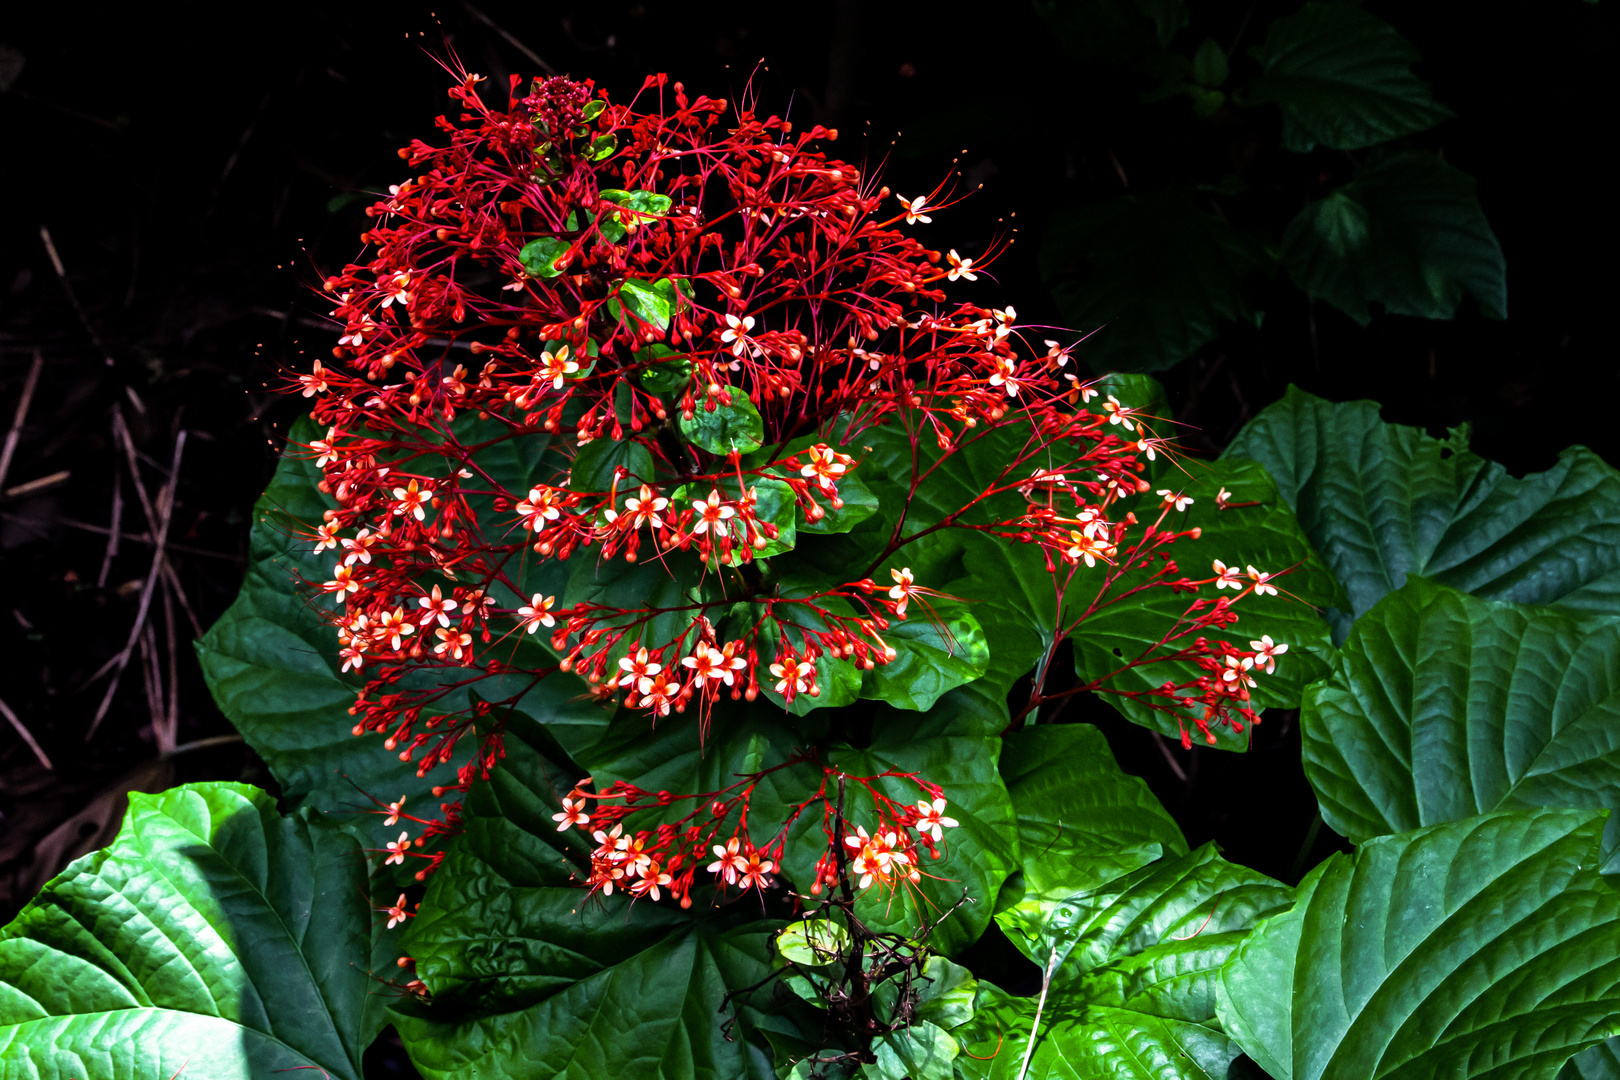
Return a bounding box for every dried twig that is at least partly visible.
[161,574,180,753]
[0,694,54,771]
[0,511,242,563]
[0,349,45,493]
[87,430,187,741]
[98,449,123,587]
[39,226,115,367]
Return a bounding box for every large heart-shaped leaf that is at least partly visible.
[197,417,611,863]
[1303,577,1620,844]
[955,842,1290,1080]
[392,704,823,1079]
[1280,152,1506,324]
[1039,190,1270,373]
[0,783,393,1080]
[1000,723,1186,897]
[1215,808,1620,1080]
[1224,386,1620,641]
[1069,456,1340,750]
[1246,2,1452,152]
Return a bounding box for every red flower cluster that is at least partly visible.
[290,67,1295,889]
[551,764,957,908]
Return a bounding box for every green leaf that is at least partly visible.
[914,956,977,1030]
[1246,2,1453,152]
[518,235,570,278]
[634,343,693,396]
[1040,190,1271,373]
[786,417,1059,705]
[679,388,765,455]
[1033,0,1187,64]
[1302,577,1620,844]
[867,1020,957,1080]
[1565,1042,1620,1080]
[0,783,389,1080]
[779,696,1021,957]
[1069,457,1340,750]
[1191,38,1229,88]
[776,919,851,966]
[618,277,673,330]
[197,416,610,864]
[597,188,670,242]
[957,985,1242,1080]
[958,844,1289,1080]
[1000,723,1187,897]
[393,705,823,1079]
[1224,386,1620,640]
[859,604,990,712]
[1216,808,1620,1080]
[1281,152,1506,323]
[569,433,656,491]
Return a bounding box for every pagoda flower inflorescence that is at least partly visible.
[292,68,1293,899]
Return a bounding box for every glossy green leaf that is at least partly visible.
[956,843,1289,1080]
[633,343,693,395]
[859,604,989,712]
[597,188,671,242]
[518,235,570,278]
[618,277,672,330]
[1039,189,1270,373]
[680,387,765,455]
[1224,386,1620,640]
[868,1020,957,1080]
[0,783,391,1080]
[1001,723,1187,897]
[958,985,1241,1080]
[197,417,610,864]
[1069,457,1339,750]
[569,432,657,491]
[1302,577,1620,844]
[1247,2,1452,152]
[1281,152,1506,323]
[914,956,977,1030]
[393,704,822,1079]
[1216,808,1620,1080]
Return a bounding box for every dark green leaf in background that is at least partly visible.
[1033,0,1187,64]
[1225,387,1620,640]
[1040,190,1270,373]
[1247,2,1453,152]
[1302,577,1620,843]
[1216,808,1620,1080]
[0,783,391,1080]
[1280,152,1506,323]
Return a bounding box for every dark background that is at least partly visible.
[0,2,1613,1071]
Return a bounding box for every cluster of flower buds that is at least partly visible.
[547,766,957,907]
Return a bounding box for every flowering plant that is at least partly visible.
[274,68,1333,919]
[142,70,1351,1078]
